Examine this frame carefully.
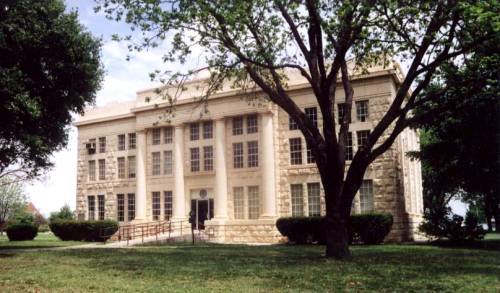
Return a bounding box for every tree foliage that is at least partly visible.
[0,0,103,182]
[49,205,75,223]
[0,177,27,232]
[95,0,499,258]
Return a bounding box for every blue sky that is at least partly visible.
[26,0,467,217]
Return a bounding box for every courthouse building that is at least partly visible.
[74,63,424,243]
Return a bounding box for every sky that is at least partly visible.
[25,0,467,217]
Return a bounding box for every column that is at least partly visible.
[172,125,186,220]
[135,130,147,221]
[214,118,228,220]
[261,112,277,218]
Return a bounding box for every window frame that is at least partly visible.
[152,128,161,145]
[190,123,200,141]
[118,134,126,151]
[356,100,369,122]
[247,141,259,168]
[151,152,161,176]
[190,147,200,172]
[246,114,258,133]
[232,116,243,135]
[289,137,303,165]
[202,121,213,139]
[233,143,244,169]
[291,184,304,217]
[203,146,214,171]
[128,133,136,149]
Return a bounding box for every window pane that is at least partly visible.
[98,137,106,153]
[88,160,96,181]
[357,130,370,151]
[164,151,173,175]
[127,193,135,221]
[152,128,161,145]
[338,103,350,124]
[345,132,353,161]
[164,127,173,144]
[128,156,136,178]
[118,134,126,150]
[232,117,243,135]
[128,133,136,149]
[291,184,304,216]
[233,143,244,168]
[117,157,125,179]
[203,146,213,171]
[289,138,302,165]
[164,191,173,220]
[190,148,200,172]
[203,121,213,139]
[88,195,95,220]
[247,186,260,219]
[152,192,161,220]
[247,141,258,167]
[190,123,199,141]
[307,183,321,216]
[116,194,124,222]
[356,100,369,122]
[360,180,374,212]
[98,195,105,220]
[289,116,298,130]
[152,152,161,175]
[98,159,106,180]
[306,142,315,164]
[247,114,258,133]
[305,107,318,127]
[233,187,244,219]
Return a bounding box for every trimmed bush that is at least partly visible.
[6,222,38,241]
[276,213,393,245]
[49,220,119,242]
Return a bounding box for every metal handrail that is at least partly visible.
[113,219,188,245]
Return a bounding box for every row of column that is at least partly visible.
[134,113,276,222]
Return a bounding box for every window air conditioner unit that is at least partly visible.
[86,141,96,155]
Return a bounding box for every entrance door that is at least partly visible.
[190,199,214,230]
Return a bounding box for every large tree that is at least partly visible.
[96,0,499,258]
[0,177,27,233]
[0,0,103,183]
[412,37,500,231]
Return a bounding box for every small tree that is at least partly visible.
[96,0,499,258]
[0,178,27,234]
[49,205,75,223]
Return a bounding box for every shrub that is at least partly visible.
[6,222,38,241]
[49,220,119,242]
[276,213,393,245]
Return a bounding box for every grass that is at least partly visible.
[0,233,82,250]
[0,243,499,292]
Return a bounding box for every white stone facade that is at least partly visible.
[75,65,424,243]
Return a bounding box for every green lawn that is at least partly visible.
[0,233,81,250]
[0,243,499,292]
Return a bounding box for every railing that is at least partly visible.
[111,219,189,245]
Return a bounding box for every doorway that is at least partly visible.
[190,199,214,230]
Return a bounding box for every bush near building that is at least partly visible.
[49,220,118,242]
[5,222,38,241]
[276,213,393,245]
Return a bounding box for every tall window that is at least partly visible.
[360,180,374,212]
[306,143,315,164]
[127,193,135,221]
[164,127,173,144]
[128,156,136,178]
[118,134,126,151]
[117,194,125,222]
[356,100,369,122]
[190,123,199,141]
[247,186,260,219]
[305,107,318,127]
[289,116,298,130]
[247,114,258,133]
[117,157,125,179]
[190,148,200,172]
[152,128,161,145]
[97,195,105,220]
[98,137,106,153]
[307,183,321,216]
[128,133,136,149]
[164,151,173,175]
[289,138,302,165]
[338,103,348,124]
[233,187,244,219]
[88,195,95,220]
[203,121,213,139]
[88,160,96,181]
[164,191,173,220]
[203,146,213,171]
[232,116,243,135]
[88,138,97,154]
[291,184,304,216]
[152,152,161,175]
[345,132,353,160]
[247,141,258,167]
[357,130,370,151]
[152,192,161,220]
[233,143,244,168]
[98,159,106,180]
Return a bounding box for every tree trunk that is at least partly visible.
[325,214,351,259]
[494,212,500,232]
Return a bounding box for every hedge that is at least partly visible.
[276,213,393,245]
[49,220,119,242]
[6,222,38,241]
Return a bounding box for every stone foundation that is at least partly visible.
[204,219,283,244]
